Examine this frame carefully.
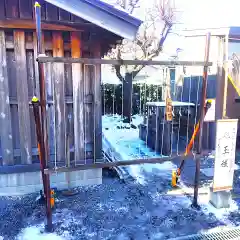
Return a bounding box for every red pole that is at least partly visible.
[34,1,53,231]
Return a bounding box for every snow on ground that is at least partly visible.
[16,226,68,240]
[1,172,240,239]
[102,114,240,227]
[1,115,240,239]
[102,114,175,184]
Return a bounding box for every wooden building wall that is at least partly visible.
[0,29,102,167]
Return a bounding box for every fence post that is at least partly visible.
[192,32,211,209]
[34,1,53,231]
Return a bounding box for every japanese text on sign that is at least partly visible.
[213,119,238,192]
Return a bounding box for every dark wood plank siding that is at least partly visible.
[59,9,71,22]
[71,32,85,163]
[19,0,33,19]
[5,0,20,18]
[52,32,66,163]
[0,0,88,24]
[93,43,102,160]
[45,2,59,21]
[0,1,5,20]
[0,27,107,170]
[0,31,14,165]
[14,31,32,164]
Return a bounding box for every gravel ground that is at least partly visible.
[0,169,240,240]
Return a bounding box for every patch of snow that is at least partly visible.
[16,226,70,240]
[102,114,175,184]
[102,113,240,228]
[201,198,238,224]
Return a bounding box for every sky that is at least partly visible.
[133,0,240,60]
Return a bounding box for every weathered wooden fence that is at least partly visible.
[0,29,101,167]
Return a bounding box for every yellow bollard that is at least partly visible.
[172,170,177,187]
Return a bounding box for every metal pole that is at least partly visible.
[34,1,53,231]
[222,34,229,118]
[32,97,47,198]
[192,32,211,209]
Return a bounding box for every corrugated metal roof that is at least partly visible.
[44,0,142,40]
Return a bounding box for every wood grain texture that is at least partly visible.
[59,9,71,22]
[52,32,66,163]
[0,0,5,20]
[93,43,102,160]
[5,0,19,18]
[46,3,59,21]
[71,32,85,163]
[45,51,56,160]
[19,0,33,19]
[0,20,81,31]
[0,31,14,165]
[83,64,93,160]
[14,31,32,164]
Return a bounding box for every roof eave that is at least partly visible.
[44,0,142,40]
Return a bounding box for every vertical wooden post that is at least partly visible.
[192,32,211,209]
[14,30,32,164]
[71,32,85,163]
[83,56,92,160]
[93,42,102,160]
[222,34,229,118]
[52,32,66,164]
[215,37,226,120]
[34,2,52,232]
[0,31,14,165]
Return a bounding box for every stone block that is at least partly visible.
[209,187,232,209]
[0,169,102,196]
[85,169,102,179]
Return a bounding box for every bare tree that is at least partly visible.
[107,0,177,122]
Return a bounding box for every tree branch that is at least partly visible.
[114,45,124,82]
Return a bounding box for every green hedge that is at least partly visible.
[101,83,162,115]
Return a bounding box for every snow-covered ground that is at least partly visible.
[102,114,240,230]
[1,171,239,240]
[1,115,240,239]
[102,114,174,184]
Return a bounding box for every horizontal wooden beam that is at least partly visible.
[6,40,90,52]
[0,20,82,32]
[37,57,213,66]
[0,163,41,174]
[44,152,210,175]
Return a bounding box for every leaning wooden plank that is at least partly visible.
[0,31,14,165]
[93,43,102,161]
[52,32,66,164]
[71,32,85,164]
[14,31,32,164]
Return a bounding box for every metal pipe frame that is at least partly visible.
[44,150,211,175]
[37,56,213,66]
